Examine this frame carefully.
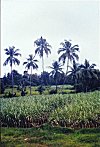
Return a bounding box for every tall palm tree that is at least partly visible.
[23,54,38,95]
[34,36,52,73]
[49,61,63,93]
[3,46,21,95]
[58,40,79,74]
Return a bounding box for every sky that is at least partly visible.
[1,0,100,77]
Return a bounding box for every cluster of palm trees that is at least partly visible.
[68,59,99,92]
[3,36,99,95]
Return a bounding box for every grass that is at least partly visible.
[1,125,100,147]
[1,89,100,146]
[0,85,75,98]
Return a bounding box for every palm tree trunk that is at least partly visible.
[56,80,57,93]
[74,75,77,92]
[63,58,69,84]
[61,58,69,92]
[41,56,44,85]
[42,56,44,73]
[55,73,58,93]
[66,58,69,75]
[30,67,32,95]
[11,65,14,95]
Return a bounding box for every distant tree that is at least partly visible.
[49,61,63,93]
[23,54,38,95]
[2,74,11,87]
[31,74,40,86]
[88,69,100,91]
[36,85,45,95]
[0,78,5,94]
[12,70,22,85]
[3,46,21,95]
[41,71,50,85]
[58,40,79,74]
[34,36,52,73]
[3,71,22,89]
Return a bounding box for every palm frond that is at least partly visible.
[4,48,9,52]
[23,62,28,65]
[90,64,96,68]
[14,53,21,56]
[71,45,79,51]
[35,48,40,55]
[3,57,10,66]
[59,53,67,63]
[32,63,38,69]
[48,66,54,69]
[14,49,20,53]
[60,42,66,47]
[13,58,20,65]
[72,53,79,61]
[33,59,38,62]
[91,70,98,79]
[58,48,66,54]
[5,52,10,55]
[69,55,74,63]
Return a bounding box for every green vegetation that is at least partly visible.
[0,85,75,98]
[1,37,100,146]
[1,91,100,128]
[1,126,100,147]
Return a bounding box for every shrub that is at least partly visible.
[35,86,45,95]
[49,89,57,94]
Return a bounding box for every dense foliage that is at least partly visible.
[1,91,100,128]
[2,67,100,94]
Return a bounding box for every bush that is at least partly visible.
[35,86,45,95]
[3,92,16,98]
[75,83,83,92]
[0,78,5,94]
[21,90,28,96]
[49,89,57,94]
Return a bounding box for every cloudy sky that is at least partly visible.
[1,0,100,77]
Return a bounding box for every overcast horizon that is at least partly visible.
[1,0,100,77]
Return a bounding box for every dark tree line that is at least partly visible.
[1,65,100,94]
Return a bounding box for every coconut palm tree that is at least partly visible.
[49,61,63,93]
[79,59,98,92]
[67,60,81,90]
[58,40,79,74]
[3,46,21,95]
[34,36,52,73]
[79,59,97,81]
[80,59,96,70]
[23,54,38,95]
